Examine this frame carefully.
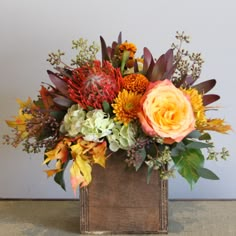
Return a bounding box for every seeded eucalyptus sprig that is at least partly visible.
[47,50,65,66]
[71,38,100,66]
[172,31,204,83]
[207,144,230,161]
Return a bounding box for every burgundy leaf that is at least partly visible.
[150,54,166,81]
[100,36,110,61]
[53,96,73,108]
[143,47,154,75]
[47,70,68,96]
[55,67,72,78]
[174,74,194,88]
[192,79,216,94]
[146,59,155,80]
[150,49,174,82]
[117,32,122,44]
[107,46,112,59]
[185,75,196,86]
[133,59,139,73]
[165,49,174,71]
[163,63,177,81]
[111,41,118,58]
[203,94,220,106]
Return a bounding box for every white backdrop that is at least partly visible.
[0,0,235,199]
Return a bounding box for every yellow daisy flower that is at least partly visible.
[182,88,231,133]
[112,89,142,125]
[181,88,207,128]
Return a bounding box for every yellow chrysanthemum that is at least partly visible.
[112,89,142,125]
[181,88,207,127]
[122,74,149,94]
[181,88,231,134]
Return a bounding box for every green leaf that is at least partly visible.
[50,110,66,122]
[186,141,212,149]
[197,167,219,180]
[171,142,186,157]
[54,161,69,191]
[120,50,130,75]
[146,142,158,158]
[135,147,146,171]
[199,133,211,141]
[187,130,202,139]
[147,165,153,184]
[87,106,94,111]
[172,149,204,188]
[102,101,112,114]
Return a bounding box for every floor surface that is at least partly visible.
[0,200,236,235]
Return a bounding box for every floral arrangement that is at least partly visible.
[3,32,231,194]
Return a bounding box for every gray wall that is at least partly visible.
[0,0,235,199]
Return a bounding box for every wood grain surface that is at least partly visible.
[80,152,168,234]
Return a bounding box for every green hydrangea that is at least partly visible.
[60,104,86,137]
[107,122,137,152]
[80,109,114,142]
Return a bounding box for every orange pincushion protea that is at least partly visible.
[65,60,122,109]
[122,74,149,94]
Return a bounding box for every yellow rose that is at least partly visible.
[137,79,195,144]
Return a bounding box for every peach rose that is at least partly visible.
[137,79,195,144]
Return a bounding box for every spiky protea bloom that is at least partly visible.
[122,74,149,94]
[65,60,122,109]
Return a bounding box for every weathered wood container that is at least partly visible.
[80,152,168,234]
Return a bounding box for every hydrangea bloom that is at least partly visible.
[107,121,137,152]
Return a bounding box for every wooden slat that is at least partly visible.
[80,151,168,234]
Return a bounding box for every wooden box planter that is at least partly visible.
[80,152,168,234]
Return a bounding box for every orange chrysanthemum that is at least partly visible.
[122,74,149,94]
[119,42,137,59]
[112,90,142,125]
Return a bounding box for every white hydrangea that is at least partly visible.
[80,109,114,142]
[107,122,137,152]
[60,105,115,142]
[60,104,86,137]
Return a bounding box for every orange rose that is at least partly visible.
[137,79,195,144]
